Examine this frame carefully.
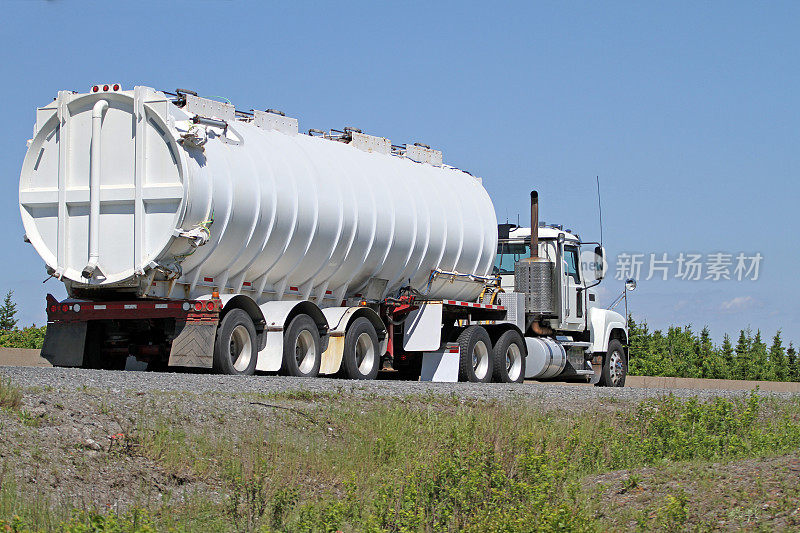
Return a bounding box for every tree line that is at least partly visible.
[0,290,47,349]
[628,316,800,382]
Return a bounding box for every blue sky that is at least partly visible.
[1,1,798,344]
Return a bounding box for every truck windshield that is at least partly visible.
[494,242,529,274]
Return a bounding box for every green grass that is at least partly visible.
[2,392,800,532]
[0,377,22,411]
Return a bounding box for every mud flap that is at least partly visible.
[168,320,215,368]
[41,322,87,367]
[420,343,460,382]
[320,333,345,375]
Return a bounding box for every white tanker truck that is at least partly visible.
[19,84,628,385]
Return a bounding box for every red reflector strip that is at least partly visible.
[443,300,505,311]
[325,290,332,295]
[203,277,214,283]
[243,282,251,287]
[289,286,299,292]
[446,347,459,353]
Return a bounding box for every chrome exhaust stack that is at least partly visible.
[514,190,555,315]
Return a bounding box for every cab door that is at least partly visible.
[561,244,586,331]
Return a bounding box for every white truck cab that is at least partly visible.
[494,209,628,386]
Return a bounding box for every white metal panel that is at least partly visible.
[403,302,443,351]
[184,94,235,121]
[20,86,498,304]
[350,132,391,155]
[420,347,460,382]
[253,110,298,135]
[406,144,443,166]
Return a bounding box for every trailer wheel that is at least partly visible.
[492,330,526,383]
[457,326,493,383]
[597,339,627,387]
[282,314,321,378]
[213,309,258,376]
[342,317,380,380]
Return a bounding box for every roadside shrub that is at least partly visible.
[622,394,800,464]
[366,424,592,533]
[62,509,156,533]
[0,326,46,350]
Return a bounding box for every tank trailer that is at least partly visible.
[19,85,628,385]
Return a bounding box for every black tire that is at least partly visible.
[597,339,627,387]
[457,326,493,383]
[342,317,380,380]
[213,309,258,375]
[492,330,526,383]
[281,314,322,378]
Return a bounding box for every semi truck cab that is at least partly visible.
[494,206,628,386]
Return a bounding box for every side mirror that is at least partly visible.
[594,245,606,280]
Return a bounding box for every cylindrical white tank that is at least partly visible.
[19,86,497,303]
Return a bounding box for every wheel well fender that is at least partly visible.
[345,308,386,339]
[322,306,387,357]
[284,301,330,352]
[482,323,526,348]
[609,327,628,345]
[608,328,629,357]
[219,295,266,331]
[205,294,267,349]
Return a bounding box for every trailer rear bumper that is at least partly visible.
[43,294,220,369]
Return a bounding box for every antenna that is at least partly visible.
[596,176,604,247]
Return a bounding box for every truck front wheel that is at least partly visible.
[457,326,493,383]
[214,309,258,376]
[282,314,322,378]
[597,339,627,387]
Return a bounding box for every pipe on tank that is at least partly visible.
[530,190,538,258]
[82,99,108,279]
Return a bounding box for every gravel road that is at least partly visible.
[3,365,798,403]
